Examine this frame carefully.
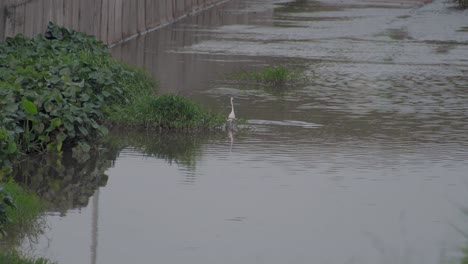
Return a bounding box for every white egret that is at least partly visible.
[228,97,236,122]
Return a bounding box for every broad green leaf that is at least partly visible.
[38,135,50,142]
[56,132,67,143]
[0,128,6,140]
[46,141,63,152]
[7,141,17,154]
[50,118,62,129]
[21,100,38,115]
[33,122,45,134]
[79,142,91,153]
[78,126,88,136]
[97,125,109,136]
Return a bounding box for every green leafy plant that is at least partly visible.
[0,23,117,162]
[0,22,226,171]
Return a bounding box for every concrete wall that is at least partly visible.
[0,0,227,45]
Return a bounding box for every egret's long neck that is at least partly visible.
[231,99,234,113]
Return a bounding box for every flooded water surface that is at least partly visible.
[18,0,468,263]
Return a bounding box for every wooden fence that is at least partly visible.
[0,0,227,44]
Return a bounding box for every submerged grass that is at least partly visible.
[230,66,303,88]
[0,250,55,264]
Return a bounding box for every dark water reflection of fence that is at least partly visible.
[0,0,226,44]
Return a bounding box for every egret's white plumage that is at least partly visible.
[228,97,235,121]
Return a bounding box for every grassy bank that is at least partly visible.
[0,23,224,170]
[0,181,49,263]
[109,94,225,130]
[0,250,54,264]
[2,181,46,235]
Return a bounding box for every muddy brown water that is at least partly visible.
[14,0,468,263]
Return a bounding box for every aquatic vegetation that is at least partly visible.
[1,181,46,238]
[0,22,131,166]
[109,94,226,130]
[456,0,468,8]
[0,185,16,237]
[0,22,224,171]
[0,250,55,264]
[229,65,304,89]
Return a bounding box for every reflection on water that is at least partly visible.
[18,0,468,263]
[109,129,230,170]
[12,151,112,215]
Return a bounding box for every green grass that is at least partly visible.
[3,180,46,236]
[109,94,226,130]
[231,66,303,87]
[0,250,55,264]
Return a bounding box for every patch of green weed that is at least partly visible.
[0,250,55,264]
[2,180,46,237]
[109,94,226,130]
[230,66,303,88]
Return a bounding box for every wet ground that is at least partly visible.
[16,0,468,263]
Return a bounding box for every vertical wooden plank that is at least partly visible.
[144,0,153,29]
[78,0,84,33]
[114,0,123,43]
[185,0,189,17]
[32,0,43,35]
[100,0,108,43]
[175,0,181,18]
[63,0,73,29]
[144,33,154,78]
[121,0,129,39]
[159,0,166,24]
[72,0,79,31]
[136,35,145,68]
[124,0,137,38]
[14,4,25,36]
[153,0,160,26]
[183,0,188,16]
[137,0,145,33]
[173,0,178,19]
[52,0,64,26]
[167,0,173,22]
[78,0,94,35]
[131,0,138,35]
[93,0,102,39]
[0,3,5,41]
[4,5,15,39]
[107,0,115,44]
[42,0,52,33]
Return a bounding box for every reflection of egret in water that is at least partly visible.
[228,130,234,152]
[226,97,239,151]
